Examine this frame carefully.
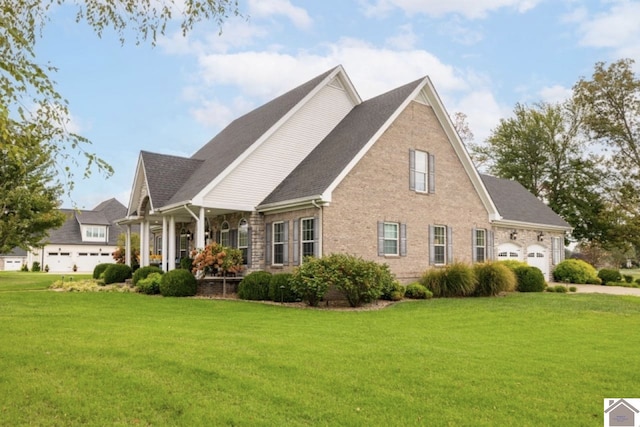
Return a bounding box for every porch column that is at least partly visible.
[139,219,146,267]
[197,207,206,249]
[161,216,168,272]
[125,224,132,267]
[168,216,176,271]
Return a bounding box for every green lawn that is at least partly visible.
[1,272,639,426]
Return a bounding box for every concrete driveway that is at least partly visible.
[559,283,640,297]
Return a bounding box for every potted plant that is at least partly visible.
[44,264,49,273]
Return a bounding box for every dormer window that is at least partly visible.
[82,225,107,242]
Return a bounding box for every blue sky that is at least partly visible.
[36,0,640,209]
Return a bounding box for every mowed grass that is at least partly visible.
[1,273,639,426]
[0,272,92,292]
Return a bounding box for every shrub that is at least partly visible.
[132,265,163,285]
[137,272,162,295]
[103,264,133,285]
[624,275,633,283]
[20,264,29,272]
[554,285,568,293]
[636,278,640,285]
[598,268,622,285]
[474,262,517,296]
[31,261,40,272]
[404,283,432,299]
[159,269,197,297]
[381,280,405,301]
[514,266,546,292]
[291,254,392,307]
[238,271,272,301]
[499,260,528,271]
[93,263,114,279]
[180,257,193,270]
[420,263,477,298]
[569,286,577,292]
[268,273,298,302]
[552,259,599,284]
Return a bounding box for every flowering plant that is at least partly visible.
[191,243,243,276]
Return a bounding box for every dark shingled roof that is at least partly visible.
[261,78,424,205]
[141,151,204,209]
[1,247,27,257]
[48,199,131,245]
[165,67,340,207]
[480,174,571,228]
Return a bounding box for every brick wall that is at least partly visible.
[322,101,492,283]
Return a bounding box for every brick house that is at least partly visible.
[120,65,570,282]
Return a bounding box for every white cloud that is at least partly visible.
[539,85,572,104]
[248,0,313,29]
[450,89,509,144]
[574,1,640,64]
[385,24,418,49]
[360,0,542,19]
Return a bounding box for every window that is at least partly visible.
[433,226,446,264]
[410,149,435,193]
[474,229,486,262]
[83,225,107,242]
[238,219,248,264]
[301,218,316,259]
[220,221,230,247]
[383,222,399,256]
[273,222,285,265]
[551,237,563,265]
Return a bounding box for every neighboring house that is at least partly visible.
[0,247,28,271]
[604,399,639,427]
[29,199,130,273]
[120,65,571,282]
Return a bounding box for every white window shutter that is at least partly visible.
[400,223,407,257]
[409,149,416,191]
[293,219,299,266]
[428,153,436,193]
[378,221,384,256]
[446,226,453,264]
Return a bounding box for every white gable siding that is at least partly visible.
[202,81,356,209]
[128,161,148,216]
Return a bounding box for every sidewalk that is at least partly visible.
[561,283,640,297]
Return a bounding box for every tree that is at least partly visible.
[573,59,640,250]
[481,101,608,243]
[1,0,240,250]
[0,112,65,253]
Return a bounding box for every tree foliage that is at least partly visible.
[480,101,606,242]
[0,0,240,252]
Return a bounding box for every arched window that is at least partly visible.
[220,221,230,247]
[238,218,248,264]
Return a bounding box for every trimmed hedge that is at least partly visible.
[132,266,163,285]
[598,268,622,285]
[473,262,516,296]
[93,263,115,279]
[159,269,197,297]
[137,272,162,295]
[268,273,298,302]
[103,264,133,285]
[238,271,272,301]
[514,266,546,292]
[405,283,432,299]
[553,259,599,284]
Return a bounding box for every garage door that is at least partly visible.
[3,258,24,271]
[497,243,522,261]
[44,251,73,272]
[526,244,549,280]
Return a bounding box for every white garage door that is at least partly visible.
[3,258,24,271]
[497,243,522,261]
[526,244,549,280]
[45,251,73,272]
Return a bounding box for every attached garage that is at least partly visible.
[526,244,549,280]
[497,243,522,261]
[3,258,25,271]
[44,251,74,273]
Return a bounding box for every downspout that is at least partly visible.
[311,199,323,258]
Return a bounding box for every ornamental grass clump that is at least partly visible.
[420,263,476,298]
[473,262,516,296]
[552,259,599,284]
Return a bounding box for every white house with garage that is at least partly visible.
[32,198,129,273]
